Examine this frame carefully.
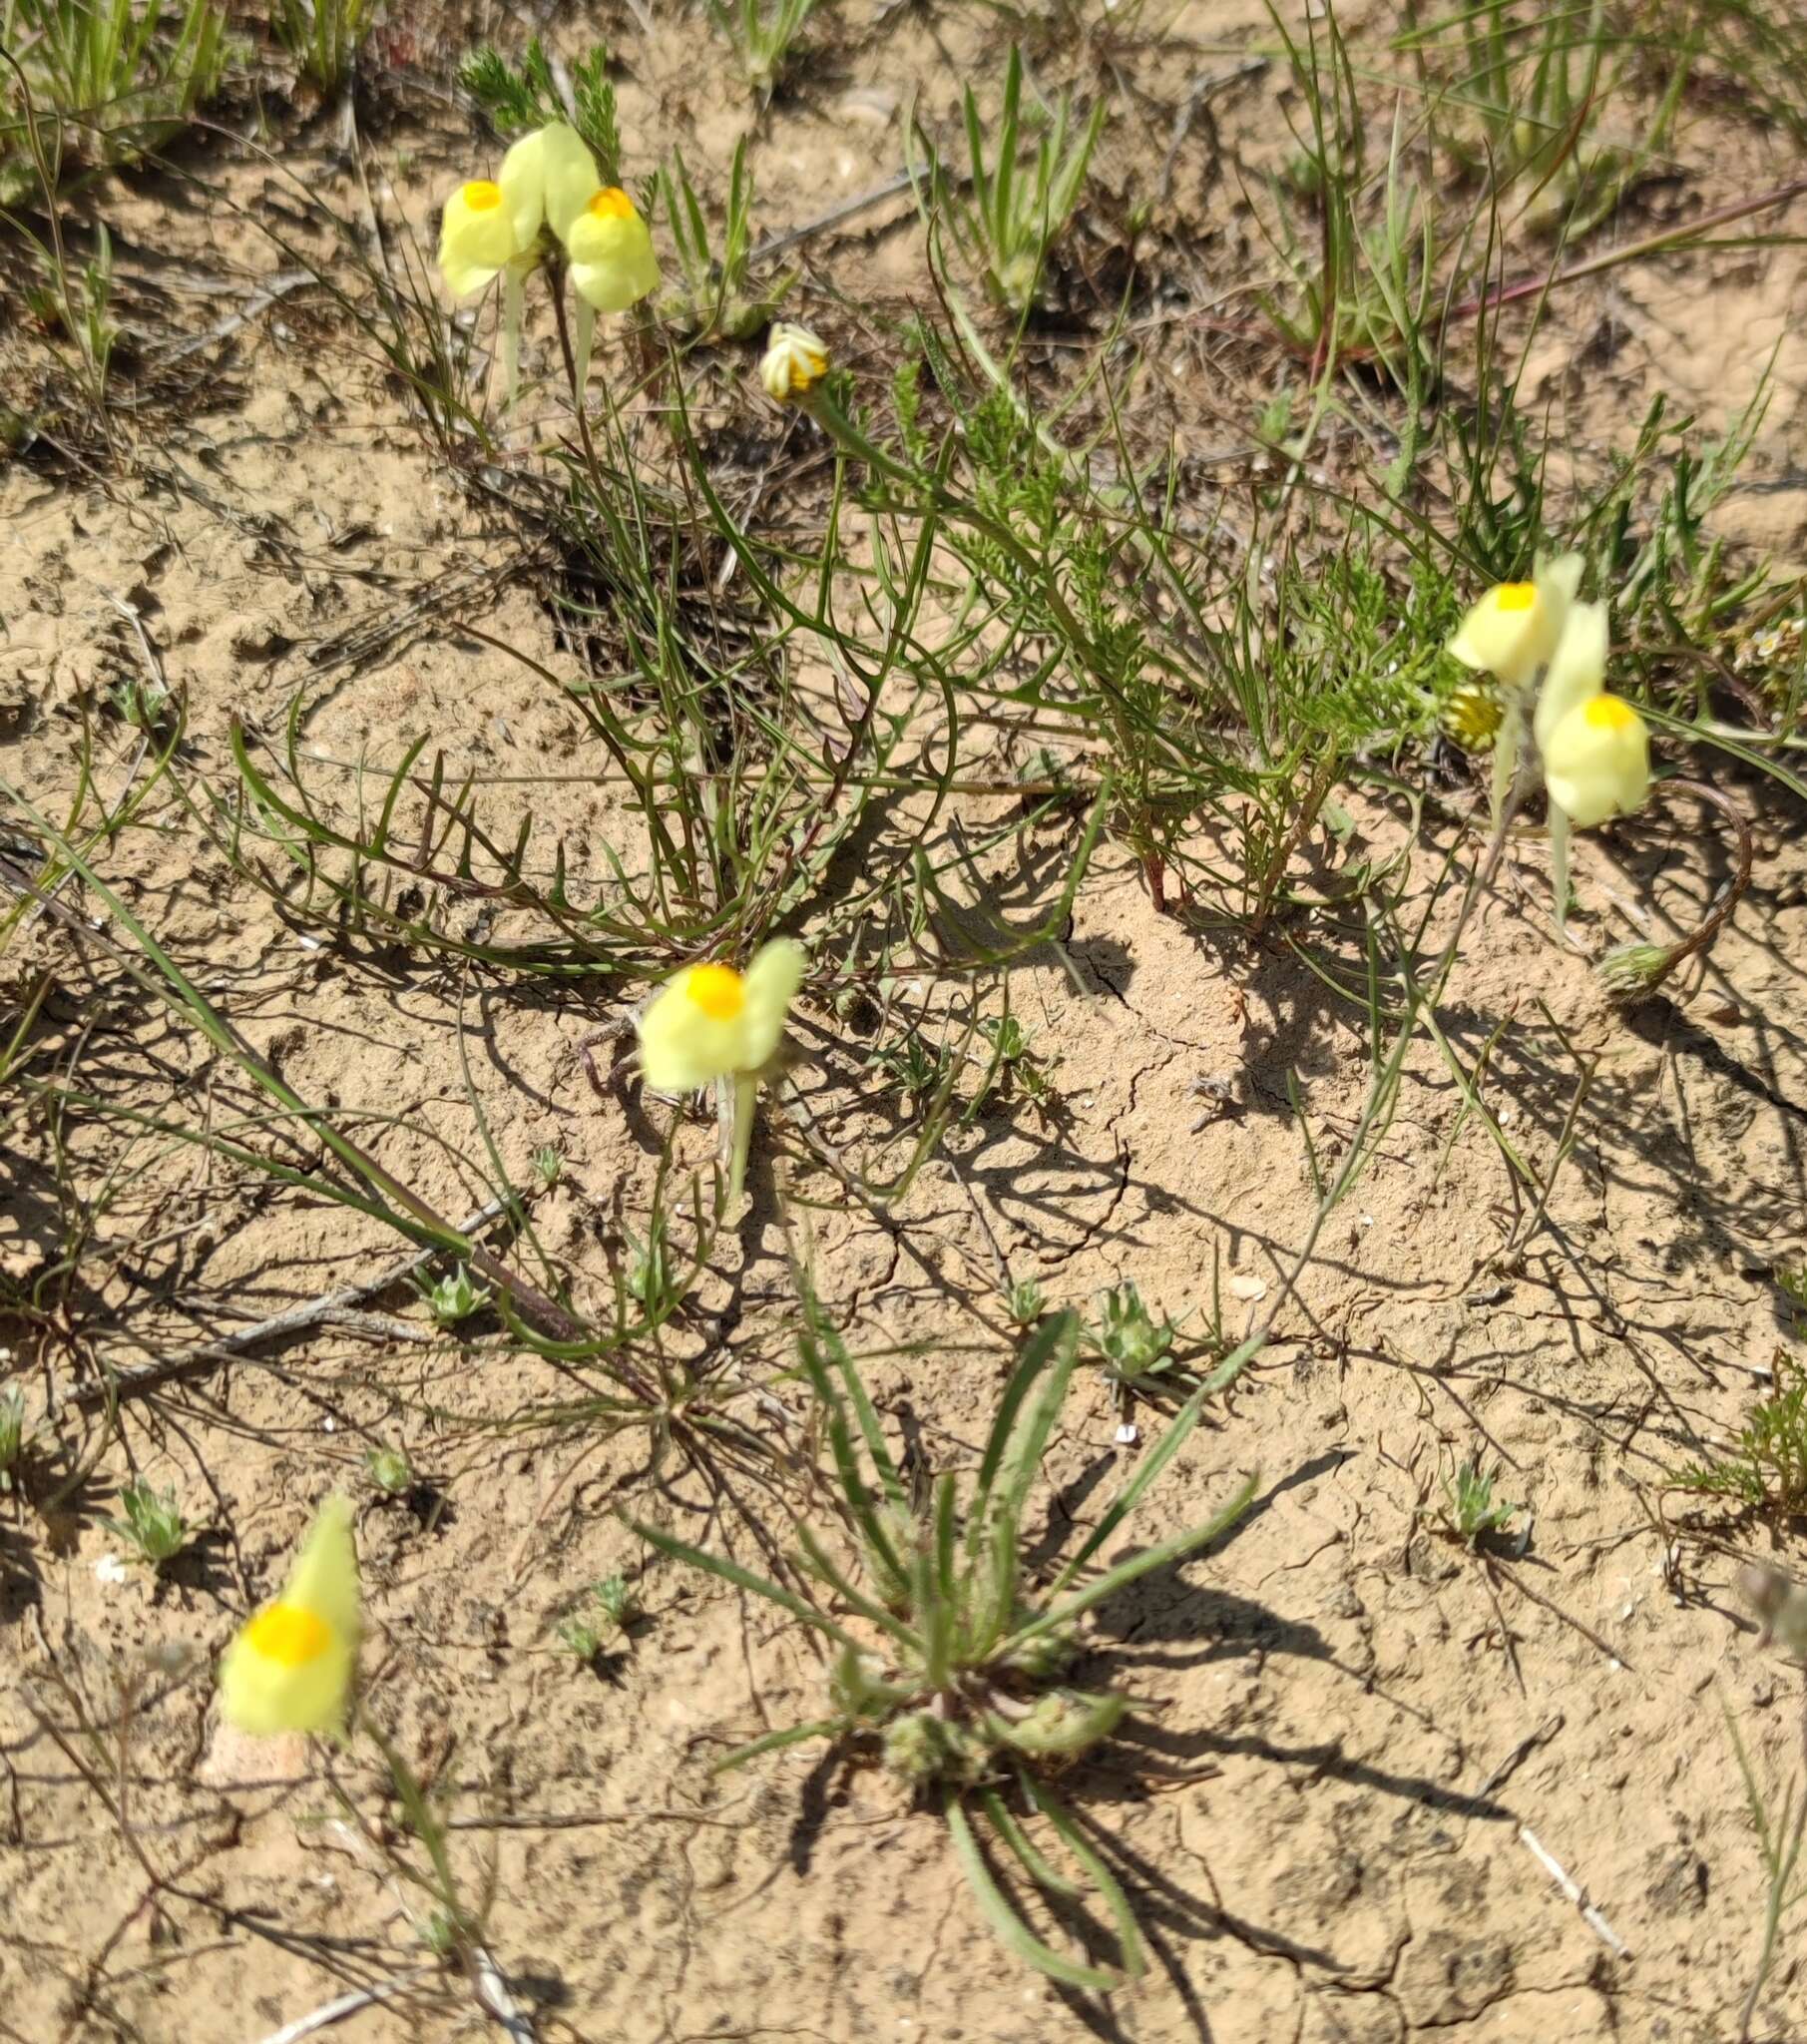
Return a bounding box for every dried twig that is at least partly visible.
[1464,1714,1565,1813]
[1603,777,1754,1002]
[471,1950,535,2042]
[249,1972,427,2044]
[62,1197,513,1411]
[1520,1823,1633,1959]
[151,271,313,365]
[1486,1556,1636,1674]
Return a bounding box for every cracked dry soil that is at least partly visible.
[6,2,1807,2040]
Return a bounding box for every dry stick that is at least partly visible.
[153,271,313,366]
[1486,1555,1635,1675]
[747,171,919,267]
[249,1973,429,2044]
[0,842,580,1343]
[471,1951,535,2043]
[1519,1823,1633,1960]
[1441,178,1807,337]
[62,1197,512,1411]
[1262,177,1807,368]
[1461,1713,1566,1815]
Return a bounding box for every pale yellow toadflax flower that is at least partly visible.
[437,122,601,408]
[1448,553,1581,694]
[219,1495,359,1737]
[1517,596,1649,931]
[1543,691,1650,831]
[1445,553,1583,836]
[636,940,806,1204]
[438,178,519,298]
[567,186,662,390]
[759,322,829,403]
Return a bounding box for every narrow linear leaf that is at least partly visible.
[946,1795,1121,1992]
[629,1518,860,1653]
[712,1719,842,1774]
[1002,1467,1261,1656]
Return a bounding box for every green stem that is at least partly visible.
[1549,802,1572,936]
[355,1705,472,1942]
[728,1071,759,1207]
[500,264,525,413]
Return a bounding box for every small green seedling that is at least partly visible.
[418,1907,460,1959]
[871,1030,952,1109]
[110,673,173,732]
[1005,1277,1046,1327]
[557,1573,643,1663]
[914,45,1104,313]
[417,1265,488,1327]
[1439,1458,1520,1546]
[636,1306,1259,1989]
[1,0,230,202]
[656,139,791,340]
[364,1444,412,1496]
[271,0,375,93]
[105,1479,190,1566]
[532,1145,563,1188]
[1677,1356,1807,1516]
[975,1012,1057,1118]
[1088,1280,1176,1389]
[623,1211,681,1318]
[985,1013,1030,1063]
[704,0,817,98]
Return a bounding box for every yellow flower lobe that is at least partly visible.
[1496,583,1537,613]
[588,187,636,221]
[1583,695,1638,733]
[685,963,745,1021]
[463,179,504,212]
[244,1603,331,1668]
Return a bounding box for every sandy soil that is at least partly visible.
[4,3,1807,2041]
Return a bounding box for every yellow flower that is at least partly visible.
[1532,599,1607,754]
[437,124,603,410]
[516,121,606,246]
[567,186,661,312]
[759,322,829,402]
[1542,692,1650,829]
[1448,553,1582,693]
[438,177,521,298]
[637,940,806,1094]
[437,123,603,295]
[220,1495,359,1737]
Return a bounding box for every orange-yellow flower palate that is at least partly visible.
[219,1495,360,1736]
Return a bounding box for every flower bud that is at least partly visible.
[759,322,829,403]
